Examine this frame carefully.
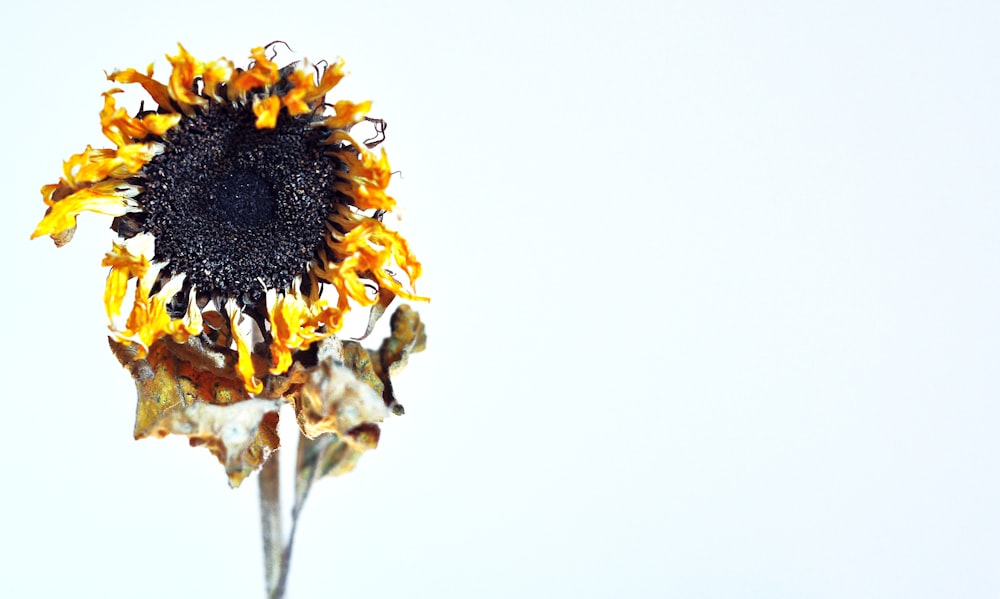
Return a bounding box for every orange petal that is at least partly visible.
[228,47,280,100]
[166,44,208,112]
[108,64,174,110]
[32,183,140,241]
[227,301,264,394]
[252,94,281,129]
[102,234,154,322]
[320,100,372,130]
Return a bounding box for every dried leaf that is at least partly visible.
[149,399,281,487]
[107,305,426,490]
[295,356,389,439]
[292,304,426,509]
[377,304,427,377]
[112,336,282,487]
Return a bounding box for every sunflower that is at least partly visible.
[32,44,426,486]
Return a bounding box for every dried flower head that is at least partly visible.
[33,44,427,487]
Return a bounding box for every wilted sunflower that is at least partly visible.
[32,44,427,488]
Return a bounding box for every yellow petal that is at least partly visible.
[107,64,173,110]
[166,44,208,112]
[252,94,281,129]
[305,57,346,105]
[32,184,140,241]
[201,58,234,100]
[320,100,372,130]
[228,47,280,100]
[141,112,183,137]
[50,146,117,191]
[102,234,154,322]
[227,300,264,394]
[282,58,347,115]
[100,90,143,147]
[282,68,314,116]
[265,283,344,375]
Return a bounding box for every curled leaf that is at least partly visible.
[292,304,426,512]
[149,398,281,487]
[112,336,281,487]
[295,354,389,439]
[342,303,427,413]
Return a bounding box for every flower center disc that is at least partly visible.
[137,106,344,302]
[204,169,277,229]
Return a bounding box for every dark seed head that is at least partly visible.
[128,105,346,302]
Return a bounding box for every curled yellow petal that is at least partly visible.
[282,68,316,116]
[114,266,203,358]
[166,44,208,113]
[49,146,118,191]
[100,91,182,146]
[227,300,264,394]
[320,100,372,130]
[304,57,346,105]
[102,234,154,323]
[140,112,183,137]
[107,64,173,110]
[346,147,396,211]
[201,58,234,100]
[116,142,164,172]
[326,219,427,309]
[228,47,279,100]
[100,90,144,147]
[32,183,140,241]
[252,94,281,129]
[283,59,347,115]
[266,281,344,375]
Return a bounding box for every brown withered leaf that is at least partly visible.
[295,424,378,494]
[292,305,426,510]
[111,336,282,487]
[295,357,390,439]
[151,399,281,487]
[376,304,427,377]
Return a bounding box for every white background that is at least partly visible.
[2,1,998,597]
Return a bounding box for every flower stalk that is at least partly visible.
[259,452,288,599]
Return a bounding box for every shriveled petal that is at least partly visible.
[107,64,173,110]
[102,234,154,322]
[327,219,426,307]
[201,58,234,100]
[114,266,203,356]
[320,99,372,130]
[166,44,209,112]
[266,282,345,375]
[227,46,280,100]
[252,94,281,129]
[227,300,264,394]
[296,358,389,439]
[32,183,140,241]
[49,146,118,191]
[101,91,180,146]
[113,337,276,488]
[283,58,347,115]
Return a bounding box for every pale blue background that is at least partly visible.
[2,1,998,597]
